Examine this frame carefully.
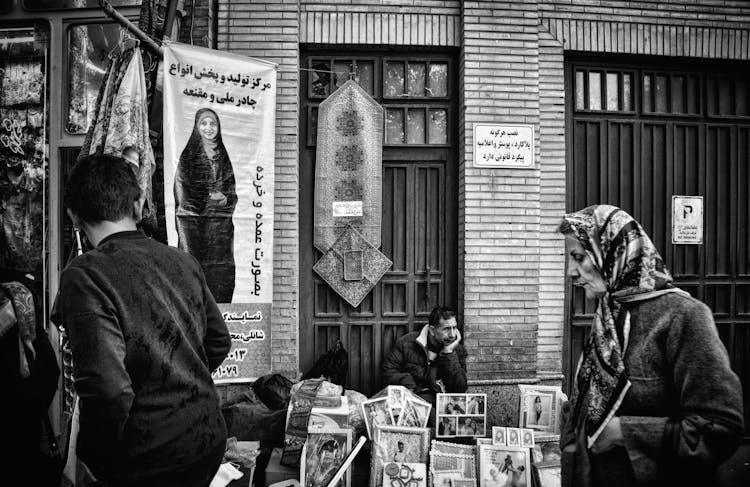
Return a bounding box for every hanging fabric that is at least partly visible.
[78,48,158,235]
[313,79,390,306]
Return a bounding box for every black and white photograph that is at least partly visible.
[438,394,467,415]
[491,427,506,446]
[478,445,531,487]
[520,429,535,448]
[370,426,430,487]
[362,397,394,439]
[7,2,750,486]
[506,428,520,447]
[301,428,352,487]
[431,470,463,487]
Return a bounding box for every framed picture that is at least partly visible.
[437,416,458,437]
[398,397,431,428]
[431,469,462,487]
[466,394,485,415]
[518,385,563,433]
[436,394,487,438]
[362,397,394,439]
[300,428,352,487]
[437,393,467,415]
[370,426,430,487]
[381,462,427,487]
[532,460,561,487]
[431,440,475,456]
[453,480,477,487]
[506,428,520,447]
[477,445,531,487]
[491,427,506,446]
[520,429,534,448]
[430,452,476,478]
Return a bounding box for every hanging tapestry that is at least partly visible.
[314,79,383,252]
[78,48,158,235]
[163,41,277,383]
[313,224,392,308]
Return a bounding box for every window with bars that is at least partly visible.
[307,56,451,147]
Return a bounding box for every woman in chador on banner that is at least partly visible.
[175,108,237,302]
[559,204,743,487]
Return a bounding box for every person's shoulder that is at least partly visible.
[639,291,711,317]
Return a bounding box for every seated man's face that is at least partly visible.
[430,317,458,346]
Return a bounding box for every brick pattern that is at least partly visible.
[218,1,300,379]
[180,0,215,48]
[300,11,461,45]
[537,28,566,379]
[541,18,750,59]
[462,1,541,381]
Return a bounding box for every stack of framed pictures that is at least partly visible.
[362,386,432,439]
[517,385,565,434]
[435,393,487,438]
[476,444,531,487]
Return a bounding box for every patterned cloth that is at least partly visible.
[560,204,687,447]
[0,281,36,378]
[79,48,158,235]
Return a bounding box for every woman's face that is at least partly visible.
[198,115,218,141]
[564,234,607,299]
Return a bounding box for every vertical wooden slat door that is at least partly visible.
[566,59,750,432]
[299,51,457,396]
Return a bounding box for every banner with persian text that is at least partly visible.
[163,41,276,382]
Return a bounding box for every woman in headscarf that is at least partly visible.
[559,205,743,487]
[175,108,237,302]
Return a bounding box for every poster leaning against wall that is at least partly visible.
[163,41,277,383]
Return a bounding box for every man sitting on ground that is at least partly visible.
[381,306,467,422]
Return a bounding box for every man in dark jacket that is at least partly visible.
[54,154,231,487]
[381,306,467,421]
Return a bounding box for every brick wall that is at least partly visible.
[209,0,750,386]
[179,0,215,48]
[218,0,300,378]
[461,1,541,382]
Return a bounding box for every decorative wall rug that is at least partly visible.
[314,79,384,252]
[313,224,392,308]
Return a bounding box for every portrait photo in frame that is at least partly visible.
[491,427,506,446]
[370,426,430,487]
[517,385,563,434]
[520,428,535,448]
[362,397,394,439]
[300,428,352,487]
[506,428,520,447]
[477,445,531,487]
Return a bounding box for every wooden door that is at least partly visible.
[566,57,750,432]
[299,50,458,396]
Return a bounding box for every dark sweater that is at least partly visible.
[54,231,230,480]
[381,326,467,394]
[562,293,744,487]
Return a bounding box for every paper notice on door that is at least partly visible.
[333,201,364,217]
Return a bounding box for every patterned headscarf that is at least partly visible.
[560,205,686,447]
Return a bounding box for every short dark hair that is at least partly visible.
[429,306,456,328]
[65,154,141,224]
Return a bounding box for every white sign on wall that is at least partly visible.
[672,195,703,244]
[473,124,535,169]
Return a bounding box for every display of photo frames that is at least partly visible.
[362,397,394,439]
[300,428,352,487]
[517,385,564,434]
[436,393,487,438]
[492,427,534,448]
[477,444,531,487]
[363,386,432,439]
[370,426,430,487]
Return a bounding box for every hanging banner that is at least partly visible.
[163,41,276,382]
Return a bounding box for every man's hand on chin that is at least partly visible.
[442,330,462,354]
